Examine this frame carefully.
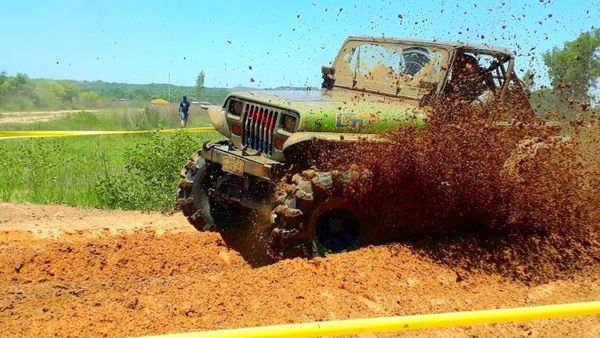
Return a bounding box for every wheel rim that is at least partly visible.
[314,209,360,254]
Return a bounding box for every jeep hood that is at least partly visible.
[228,90,340,110]
[228,90,426,133]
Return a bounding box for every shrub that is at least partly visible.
[96,131,199,211]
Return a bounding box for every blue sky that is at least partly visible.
[0,0,598,88]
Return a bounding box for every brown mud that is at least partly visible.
[0,203,599,337]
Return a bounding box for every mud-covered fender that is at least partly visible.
[281,132,386,159]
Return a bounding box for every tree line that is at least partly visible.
[0,72,80,111]
[0,71,231,112]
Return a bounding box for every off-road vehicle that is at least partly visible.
[177,36,533,259]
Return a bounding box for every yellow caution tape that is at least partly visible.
[142,301,600,338]
[0,127,216,140]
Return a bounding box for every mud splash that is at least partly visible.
[310,99,599,283]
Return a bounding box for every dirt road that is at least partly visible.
[0,110,98,125]
[0,202,598,337]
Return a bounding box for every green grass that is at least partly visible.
[0,129,222,211]
[1,135,125,206]
[0,107,221,210]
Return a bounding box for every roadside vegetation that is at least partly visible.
[0,131,222,211]
[0,106,220,211]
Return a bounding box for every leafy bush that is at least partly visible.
[96,131,200,211]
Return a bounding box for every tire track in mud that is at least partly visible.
[1,203,599,337]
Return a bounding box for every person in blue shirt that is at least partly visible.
[179,96,191,127]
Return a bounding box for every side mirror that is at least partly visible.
[321,66,335,89]
[321,66,335,75]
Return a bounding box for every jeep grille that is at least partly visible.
[242,103,280,156]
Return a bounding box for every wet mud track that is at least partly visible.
[0,202,598,337]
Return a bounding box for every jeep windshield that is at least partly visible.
[331,39,450,99]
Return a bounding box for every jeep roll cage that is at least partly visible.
[322,36,518,101]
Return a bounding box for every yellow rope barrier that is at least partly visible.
[142,301,600,338]
[0,127,216,140]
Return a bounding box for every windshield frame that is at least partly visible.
[329,37,453,100]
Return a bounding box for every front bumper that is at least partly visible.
[200,141,285,181]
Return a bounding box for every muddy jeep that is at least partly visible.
[177,36,533,260]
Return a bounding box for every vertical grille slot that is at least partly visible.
[243,104,254,147]
[240,102,283,156]
[254,107,263,150]
[267,110,278,154]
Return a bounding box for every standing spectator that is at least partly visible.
[179,96,191,128]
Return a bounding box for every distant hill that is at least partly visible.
[52,79,232,105]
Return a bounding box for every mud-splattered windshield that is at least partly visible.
[333,40,449,97]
